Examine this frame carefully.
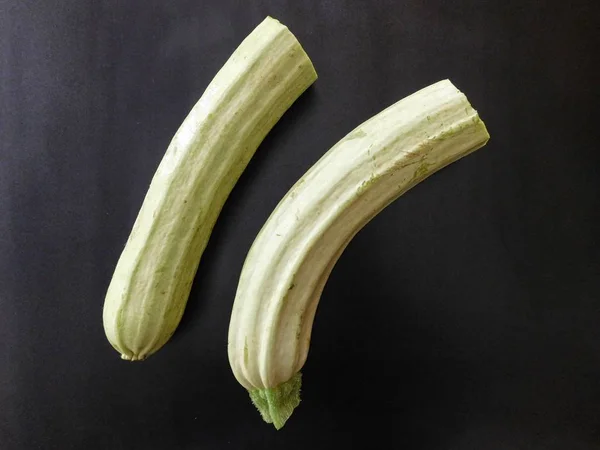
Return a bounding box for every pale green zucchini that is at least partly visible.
[103,16,317,361]
[227,79,490,428]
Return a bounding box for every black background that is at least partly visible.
[1,0,599,448]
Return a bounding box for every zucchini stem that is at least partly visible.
[248,372,302,429]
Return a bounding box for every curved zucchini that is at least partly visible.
[227,79,490,428]
[103,16,317,361]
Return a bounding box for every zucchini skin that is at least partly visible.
[228,79,490,428]
[103,17,317,361]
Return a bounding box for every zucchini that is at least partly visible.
[227,79,490,428]
[103,16,317,361]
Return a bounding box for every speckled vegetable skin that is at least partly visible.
[228,79,490,429]
[102,16,317,361]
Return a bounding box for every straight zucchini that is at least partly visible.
[103,17,317,361]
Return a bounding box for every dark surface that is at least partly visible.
[1,0,599,448]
